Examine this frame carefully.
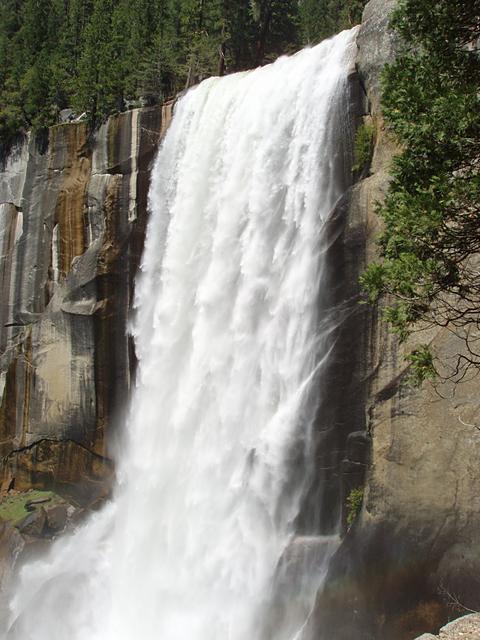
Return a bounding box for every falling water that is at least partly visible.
[5,28,357,640]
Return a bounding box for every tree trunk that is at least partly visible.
[255,3,272,66]
[198,0,205,29]
[218,42,226,76]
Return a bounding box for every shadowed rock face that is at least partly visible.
[311,1,480,639]
[0,104,173,503]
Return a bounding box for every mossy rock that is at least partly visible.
[0,490,67,527]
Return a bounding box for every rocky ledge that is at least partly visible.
[0,489,86,601]
[415,614,480,640]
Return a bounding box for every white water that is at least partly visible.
[5,28,357,640]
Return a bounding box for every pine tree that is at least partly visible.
[0,0,363,139]
[75,0,123,120]
[361,0,480,382]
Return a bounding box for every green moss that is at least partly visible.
[0,490,65,526]
[352,120,376,173]
[346,487,364,527]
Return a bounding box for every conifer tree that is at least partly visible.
[361,0,480,383]
[0,0,368,142]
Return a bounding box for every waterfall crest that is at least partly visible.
[5,28,357,640]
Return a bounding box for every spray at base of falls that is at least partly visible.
[5,27,358,640]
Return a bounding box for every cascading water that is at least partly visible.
[4,28,357,640]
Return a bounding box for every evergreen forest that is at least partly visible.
[0,0,367,144]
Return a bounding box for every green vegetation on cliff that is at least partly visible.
[0,0,367,145]
[361,0,480,383]
[346,487,364,527]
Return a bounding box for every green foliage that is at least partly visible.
[361,0,480,381]
[406,345,436,386]
[0,490,66,525]
[346,487,363,527]
[0,0,74,144]
[299,0,367,44]
[352,119,375,172]
[0,0,369,142]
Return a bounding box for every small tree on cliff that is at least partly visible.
[361,0,480,384]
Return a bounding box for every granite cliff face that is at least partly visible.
[314,2,480,638]
[0,104,172,506]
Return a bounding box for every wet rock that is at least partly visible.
[1,440,114,508]
[45,504,69,534]
[0,519,25,589]
[346,430,370,465]
[16,508,47,537]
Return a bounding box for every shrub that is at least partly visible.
[352,119,376,173]
[346,487,364,527]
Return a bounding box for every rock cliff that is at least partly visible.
[0,104,172,506]
[313,1,480,639]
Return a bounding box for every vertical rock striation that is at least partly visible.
[0,106,166,505]
[314,1,480,639]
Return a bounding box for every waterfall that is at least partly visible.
[5,28,357,640]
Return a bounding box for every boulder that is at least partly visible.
[45,504,69,534]
[16,508,47,537]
